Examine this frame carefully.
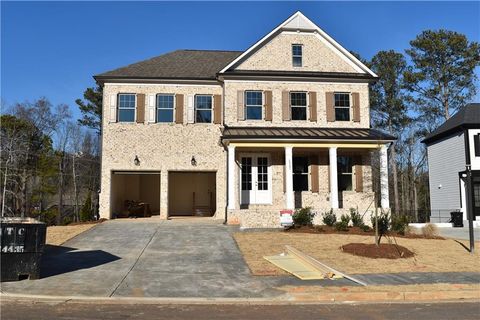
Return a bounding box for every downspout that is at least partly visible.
[219,75,228,225]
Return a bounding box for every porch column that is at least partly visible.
[380,144,390,209]
[285,146,294,209]
[329,147,339,209]
[227,145,236,210]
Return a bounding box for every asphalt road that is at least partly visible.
[1,300,479,320]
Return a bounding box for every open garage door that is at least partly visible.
[111,171,160,218]
[169,172,216,217]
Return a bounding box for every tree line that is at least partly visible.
[0,29,478,225]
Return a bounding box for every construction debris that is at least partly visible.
[264,245,367,286]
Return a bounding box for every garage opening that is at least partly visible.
[169,172,216,217]
[111,171,160,218]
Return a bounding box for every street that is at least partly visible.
[1,300,479,320]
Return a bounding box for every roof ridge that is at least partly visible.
[181,49,244,53]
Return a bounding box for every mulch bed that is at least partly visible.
[286,225,444,240]
[341,243,415,259]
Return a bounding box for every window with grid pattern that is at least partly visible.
[334,93,350,121]
[257,157,268,190]
[293,157,308,191]
[156,94,174,123]
[290,92,307,120]
[245,91,262,120]
[292,44,302,67]
[195,95,212,123]
[338,156,353,191]
[241,157,252,191]
[118,94,136,122]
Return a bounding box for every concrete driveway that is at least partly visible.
[2,220,479,298]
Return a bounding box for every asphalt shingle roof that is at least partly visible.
[94,50,243,80]
[422,103,480,144]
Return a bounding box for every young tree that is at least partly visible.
[370,50,411,214]
[76,86,103,134]
[404,30,480,125]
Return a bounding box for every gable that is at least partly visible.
[234,31,359,73]
[221,12,376,77]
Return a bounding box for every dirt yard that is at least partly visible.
[233,232,480,275]
[46,223,98,246]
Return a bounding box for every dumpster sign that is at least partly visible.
[0,226,26,253]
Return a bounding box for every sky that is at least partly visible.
[1,1,479,121]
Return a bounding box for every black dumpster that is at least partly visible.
[450,211,464,228]
[0,218,46,282]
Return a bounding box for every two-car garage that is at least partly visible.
[110,171,216,218]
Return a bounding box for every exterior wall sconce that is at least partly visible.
[134,155,140,166]
[191,156,197,166]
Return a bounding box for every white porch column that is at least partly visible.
[380,144,390,209]
[285,146,294,209]
[227,145,236,210]
[329,147,339,209]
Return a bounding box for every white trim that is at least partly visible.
[284,146,294,209]
[329,147,339,209]
[148,94,155,123]
[219,11,377,77]
[104,83,221,88]
[223,79,370,86]
[227,145,236,210]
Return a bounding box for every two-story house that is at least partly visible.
[94,12,395,228]
[423,103,480,225]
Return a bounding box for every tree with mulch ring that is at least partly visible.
[341,243,415,259]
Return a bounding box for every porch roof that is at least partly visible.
[222,126,396,143]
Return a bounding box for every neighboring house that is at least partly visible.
[94,12,395,228]
[423,103,480,224]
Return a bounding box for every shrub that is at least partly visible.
[340,213,351,225]
[350,208,363,227]
[371,210,390,244]
[293,207,315,226]
[80,192,94,222]
[334,221,349,231]
[421,223,438,238]
[322,209,336,226]
[360,224,371,232]
[391,214,410,235]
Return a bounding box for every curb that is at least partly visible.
[1,290,479,305]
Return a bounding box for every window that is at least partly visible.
[292,44,302,67]
[245,91,263,120]
[334,93,350,121]
[293,157,308,191]
[290,92,307,120]
[474,134,480,157]
[156,94,174,123]
[118,94,136,122]
[338,156,352,191]
[241,157,252,191]
[257,157,268,190]
[195,95,212,123]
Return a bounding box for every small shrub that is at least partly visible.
[391,214,410,235]
[334,221,349,231]
[360,224,371,232]
[80,192,94,222]
[340,213,351,225]
[322,209,336,226]
[293,207,315,226]
[421,223,438,238]
[350,208,363,227]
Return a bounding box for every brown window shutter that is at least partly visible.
[237,91,244,120]
[213,94,222,124]
[264,91,273,121]
[282,91,291,121]
[352,92,360,122]
[310,155,319,193]
[326,92,335,122]
[355,156,363,192]
[309,91,317,122]
[136,94,145,123]
[175,94,184,124]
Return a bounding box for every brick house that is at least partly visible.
[94,12,394,228]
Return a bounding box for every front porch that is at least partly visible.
[222,127,394,228]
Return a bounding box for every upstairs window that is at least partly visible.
[195,95,212,123]
[338,156,353,191]
[293,157,308,191]
[156,94,174,123]
[118,94,136,122]
[334,93,350,121]
[245,91,263,120]
[290,92,307,120]
[474,134,480,157]
[292,44,303,67]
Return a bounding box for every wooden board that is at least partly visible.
[264,254,326,280]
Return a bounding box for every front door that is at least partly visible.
[240,154,272,205]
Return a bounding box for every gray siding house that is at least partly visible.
[423,103,480,224]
